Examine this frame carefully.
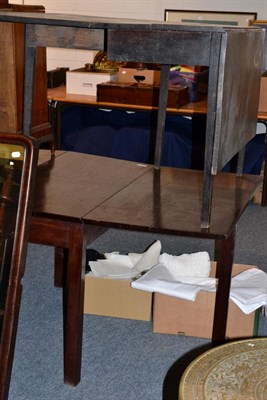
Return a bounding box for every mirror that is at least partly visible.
[0,134,38,400]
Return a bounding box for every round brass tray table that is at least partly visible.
[179,338,267,400]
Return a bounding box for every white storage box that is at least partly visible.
[66,68,118,95]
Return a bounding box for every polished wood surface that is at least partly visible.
[48,85,267,120]
[47,85,207,116]
[34,151,153,221]
[0,5,52,141]
[0,134,38,400]
[85,167,261,238]
[34,151,261,237]
[29,150,262,387]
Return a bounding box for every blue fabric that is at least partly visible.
[61,106,265,175]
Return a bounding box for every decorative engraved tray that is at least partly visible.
[179,338,267,399]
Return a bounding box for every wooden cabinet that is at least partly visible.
[0,4,51,140]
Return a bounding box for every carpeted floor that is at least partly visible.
[8,202,267,399]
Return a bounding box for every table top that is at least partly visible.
[35,151,262,239]
[0,11,260,32]
[48,86,267,120]
[179,337,267,399]
[47,86,207,116]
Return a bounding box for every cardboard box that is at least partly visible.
[118,67,161,85]
[84,274,152,321]
[66,68,117,95]
[258,75,267,112]
[153,263,259,339]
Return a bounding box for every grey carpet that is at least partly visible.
[8,202,267,399]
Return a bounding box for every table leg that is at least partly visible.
[211,227,235,344]
[54,247,67,288]
[261,133,267,206]
[154,64,170,169]
[236,147,246,176]
[62,223,85,386]
[23,25,36,136]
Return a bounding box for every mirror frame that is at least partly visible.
[0,134,38,400]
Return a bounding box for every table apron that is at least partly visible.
[26,24,105,50]
[107,29,213,65]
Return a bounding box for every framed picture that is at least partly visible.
[164,10,257,27]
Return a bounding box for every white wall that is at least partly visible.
[11,0,267,70]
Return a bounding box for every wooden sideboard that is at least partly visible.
[0,4,51,142]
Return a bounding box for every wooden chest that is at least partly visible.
[97,81,189,108]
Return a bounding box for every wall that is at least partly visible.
[10,0,267,70]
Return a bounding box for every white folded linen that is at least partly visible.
[159,251,211,278]
[89,256,137,279]
[128,240,162,273]
[131,263,216,301]
[230,268,267,314]
[131,263,267,313]
[89,240,161,279]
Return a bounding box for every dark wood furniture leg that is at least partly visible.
[29,218,107,385]
[54,247,66,288]
[212,228,235,344]
[29,217,84,385]
[62,223,85,385]
[261,129,267,206]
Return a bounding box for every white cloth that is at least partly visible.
[132,264,267,313]
[230,268,267,314]
[89,240,161,279]
[159,251,211,278]
[131,263,216,301]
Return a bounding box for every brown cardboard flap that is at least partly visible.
[84,275,152,321]
[153,263,258,339]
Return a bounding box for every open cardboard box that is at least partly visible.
[84,274,152,321]
[153,263,260,339]
[118,67,161,85]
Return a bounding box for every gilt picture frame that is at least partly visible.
[164,10,257,27]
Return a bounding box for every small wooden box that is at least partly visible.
[97,82,189,108]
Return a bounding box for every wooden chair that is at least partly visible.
[0,134,38,400]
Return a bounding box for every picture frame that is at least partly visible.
[248,20,267,71]
[164,10,257,27]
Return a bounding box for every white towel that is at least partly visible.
[159,251,211,278]
[131,263,216,301]
[89,240,161,279]
[230,268,267,314]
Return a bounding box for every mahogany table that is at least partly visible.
[0,11,263,388]
[29,150,261,386]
